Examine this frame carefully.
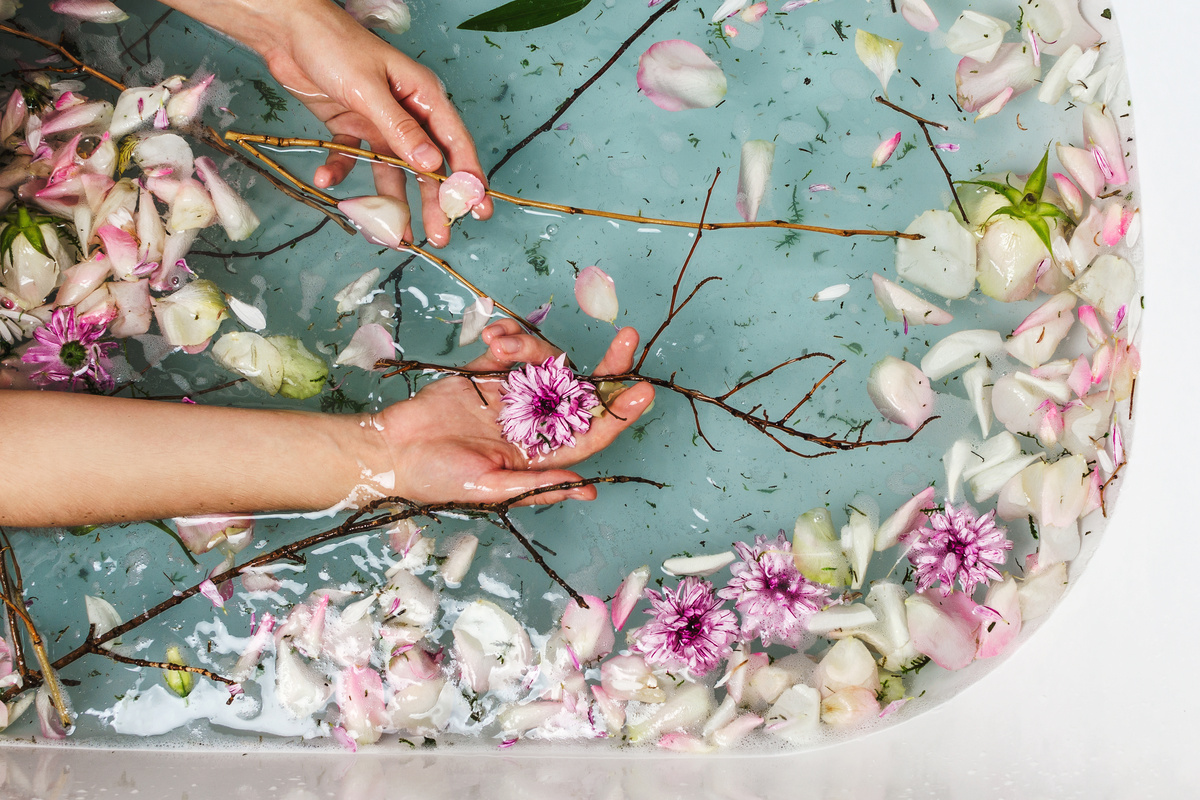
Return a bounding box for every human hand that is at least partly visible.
[372,320,655,507]
[251,0,494,247]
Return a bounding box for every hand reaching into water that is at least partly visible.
[162,0,493,247]
[0,324,653,527]
[375,320,656,507]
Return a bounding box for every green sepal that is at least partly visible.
[16,206,49,259]
[1024,214,1055,255]
[1022,149,1051,203]
[985,206,1023,223]
[1033,202,1070,221]
[458,0,592,32]
[961,179,1024,207]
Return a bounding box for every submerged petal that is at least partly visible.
[735,139,775,222]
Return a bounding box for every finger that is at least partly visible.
[593,326,641,377]
[389,62,495,221]
[542,381,655,469]
[416,171,452,248]
[353,65,445,174]
[470,322,561,371]
[473,468,595,507]
[314,133,363,189]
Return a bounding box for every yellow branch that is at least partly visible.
[223,132,921,241]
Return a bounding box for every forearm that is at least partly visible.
[157,0,349,57]
[0,391,390,527]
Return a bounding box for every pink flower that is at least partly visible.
[633,577,738,676]
[498,354,598,456]
[21,306,116,391]
[718,532,830,647]
[905,503,1012,596]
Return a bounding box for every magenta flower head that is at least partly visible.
[905,503,1013,597]
[498,353,599,456]
[21,306,116,391]
[633,576,738,677]
[718,531,831,647]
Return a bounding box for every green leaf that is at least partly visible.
[1033,202,1069,221]
[459,0,593,32]
[17,206,49,259]
[1023,149,1051,202]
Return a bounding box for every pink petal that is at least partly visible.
[336,666,389,746]
[1076,305,1106,344]
[0,90,27,143]
[338,195,410,249]
[560,595,615,664]
[198,579,225,609]
[335,323,395,371]
[905,591,978,670]
[526,299,552,327]
[871,131,903,168]
[50,0,129,24]
[781,0,812,10]
[710,0,748,22]
[898,0,939,32]
[96,224,141,280]
[107,278,153,338]
[955,44,1040,113]
[973,86,1015,121]
[1083,103,1128,186]
[612,565,650,631]
[40,100,112,136]
[875,486,936,550]
[1057,144,1105,199]
[867,356,934,430]
[637,40,728,112]
[739,2,768,23]
[574,266,619,324]
[439,171,486,222]
[1101,201,1134,247]
[166,74,215,128]
[1052,172,1084,217]
[55,254,111,308]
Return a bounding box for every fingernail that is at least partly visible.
[413,144,440,171]
[497,337,520,355]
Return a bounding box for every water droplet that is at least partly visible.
[545,224,558,236]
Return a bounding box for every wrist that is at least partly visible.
[161,0,345,58]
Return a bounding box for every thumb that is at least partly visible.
[475,468,596,507]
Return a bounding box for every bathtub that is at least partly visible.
[1,1,1197,797]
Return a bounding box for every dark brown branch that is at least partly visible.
[496,511,583,606]
[191,218,331,260]
[782,359,845,421]
[875,96,969,222]
[0,476,661,700]
[487,0,681,180]
[118,9,173,66]
[636,170,722,372]
[87,640,236,687]
[717,354,833,402]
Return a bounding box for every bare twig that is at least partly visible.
[86,639,236,688]
[191,218,332,260]
[225,132,920,241]
[488,0,682,179]
[875,96,969,222]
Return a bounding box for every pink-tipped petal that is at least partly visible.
[50,0,129,23]
[637,40,728,112]
[336,666,389,746]
[612,565,651,631]
[1052,172,1084,217]
[1057,144,1105,199]
[439,171,486,222]
[1007,291,1077,368]
[40,100,113,136]
[560,595,615,664]
[96,224,142,280]
[876,486,937,550]
[739,2,768,23]
[871,131,903,168]
[905,591,978,670]
[1083,103,1128,186]
[338,195,410,249]
[336,323,396,371]
[198,579,225,609]
[898,0,939,32]
[974,86,1015,121]
[574,266,619,324]
[955,44,1040,113]
[166,74,215,128]
[1101,201,1134,247]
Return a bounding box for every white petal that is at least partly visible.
[944,11,1011,63]
[735,139,775,222]
[921,329,1004,381]
[895,210,977,299]
[855,30,903,97]
[662,551,736,577]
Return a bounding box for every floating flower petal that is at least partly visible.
[735,139,774,222]
[637,40,728,112]
[439,171,486,222]
[855,30,903,98]
[574,265,619,323]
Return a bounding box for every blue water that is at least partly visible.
[2,0,1137,747]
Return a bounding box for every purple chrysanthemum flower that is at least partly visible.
[21,306,116,391]
[718,531,831,647]
[905,503,1012,597]
[633,576,738,677]
[498,354,598,456]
